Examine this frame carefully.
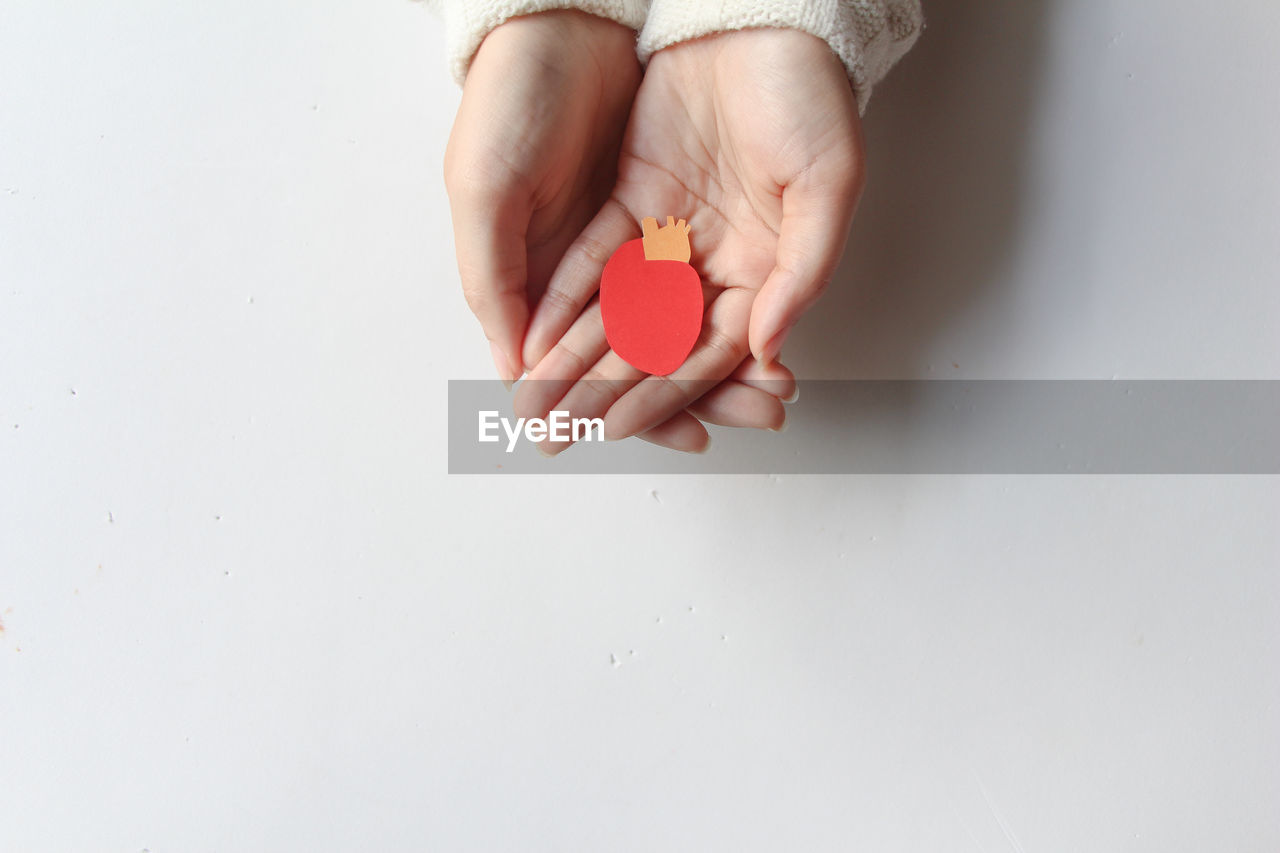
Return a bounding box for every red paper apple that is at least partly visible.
[600,216,703,376]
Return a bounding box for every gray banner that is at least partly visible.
[448,380,1280,474]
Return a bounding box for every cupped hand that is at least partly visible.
[445,13,794,453]
[444,11,640,386]
[518,28,865,450]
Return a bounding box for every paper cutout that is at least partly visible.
[600,216,703,376]
[640,214,691,262]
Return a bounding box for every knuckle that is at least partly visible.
[458,261,522,315]
[539,284,582,318]
[649,372,714,415]
[576,371,622,407]
[579,365,614,387]
[569,232,614,271]
[701,325,747,364]
[459,280,492,315]
[650,371,690,402]
[554,342,591,377]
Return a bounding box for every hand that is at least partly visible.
[517,28,865,449]
[445,13,798,453]
[444,11,640,387]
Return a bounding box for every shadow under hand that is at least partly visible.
[786,0,1051,380]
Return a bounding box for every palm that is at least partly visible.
[529,30,862,439]
[614,42,797,311]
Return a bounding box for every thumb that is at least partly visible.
[748,165,862,366]
[447,182,531,387]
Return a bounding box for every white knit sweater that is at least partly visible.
[430,0,923,113]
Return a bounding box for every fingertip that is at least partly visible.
[636,412,711,454]
[489,341,521,388]
[510,379,541,422]
[520,324,552,374]
[747,305,780,367]
[730,358,795,401]
[601,413,628,442]
[757,325,793,369]
[602,393,659,442]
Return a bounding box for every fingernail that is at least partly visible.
[769,410,789,433]
[489,341,518,391]
[758,325,793,367]
[782,384,800,404]
[693,434,712,454]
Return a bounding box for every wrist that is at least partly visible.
[637,0,923,113]
[438,0,648,86]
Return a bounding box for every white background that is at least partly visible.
[2,0,1278,850]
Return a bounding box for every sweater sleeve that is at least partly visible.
[430,0,650,85]
[637,0,923,114]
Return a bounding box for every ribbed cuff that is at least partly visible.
[637,0,922,113]
[437,0,650,85]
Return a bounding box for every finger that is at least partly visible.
[522,197,638,371]
[637,411,711,454]
[512,299,610,422]
[523,346,710,455]
[730,358,797,401]
[687,381,787,431]
[602,285,756,441]
[539,350,645,456]
[748,155,864,366]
